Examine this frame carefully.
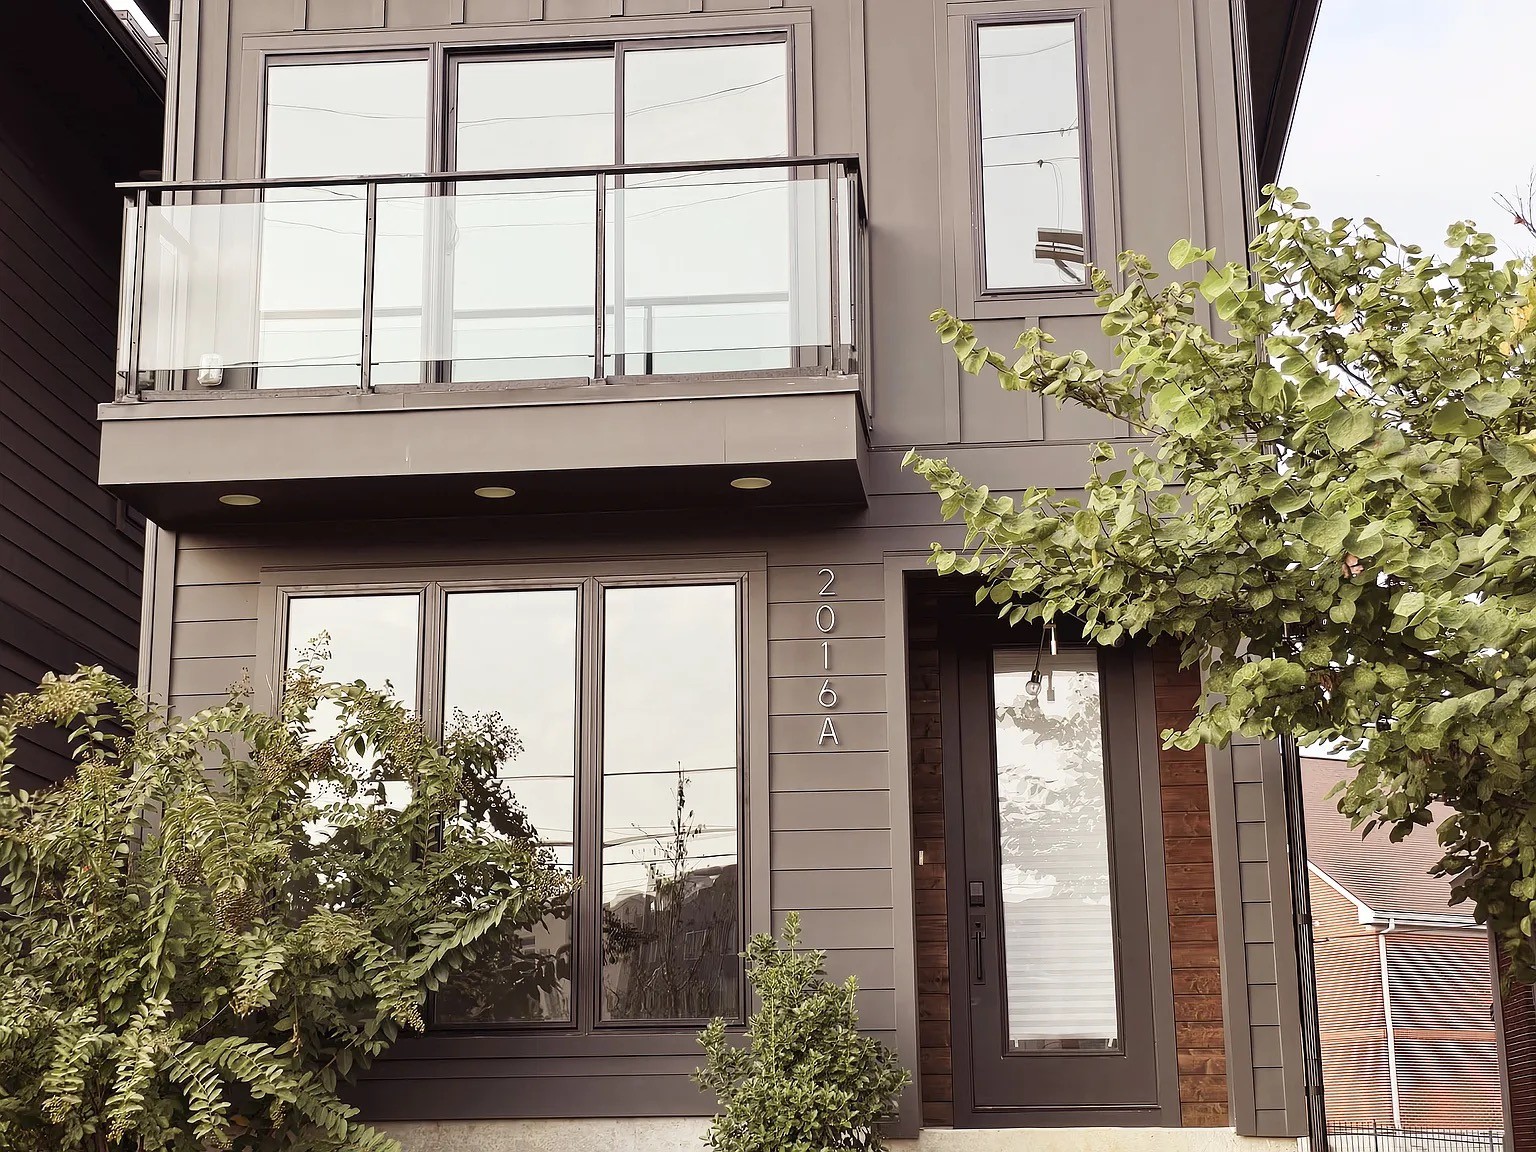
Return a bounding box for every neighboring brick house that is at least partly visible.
[1302,757,1503,1135]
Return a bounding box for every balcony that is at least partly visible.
[99,156,868,525]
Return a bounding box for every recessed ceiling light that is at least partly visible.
[474,485,516,499]
[219,493,261,506]
[730,476,772,490]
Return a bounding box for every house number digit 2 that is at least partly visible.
[817,569,839,746]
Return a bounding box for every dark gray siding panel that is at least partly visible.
[0,8,160,786]
[1210,733,1309,1136]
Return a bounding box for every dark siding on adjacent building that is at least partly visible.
[0,3,162,789]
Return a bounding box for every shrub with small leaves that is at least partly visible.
[909,187,1536,981]
[694,912,909,1152]
[0,652,572,1152]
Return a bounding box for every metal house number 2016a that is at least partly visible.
[817,568,839,747]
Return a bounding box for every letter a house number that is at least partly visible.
[817,568,839,746]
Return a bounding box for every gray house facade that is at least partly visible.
[97,0,1320,1146]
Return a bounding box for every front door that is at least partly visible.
[942,613,1165,1123]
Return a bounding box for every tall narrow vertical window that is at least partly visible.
[600,584,740,1021]
[991,647,1118,1049]
[261,59,430,388]
[434,589,581,1024]
[451,56,614,381]
[610,41,792,375]
[975,21,1087,291]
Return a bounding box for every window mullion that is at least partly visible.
[420,582,446,741]
[577,576,605,1032]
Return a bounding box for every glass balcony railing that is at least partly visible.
[116,156,865,400]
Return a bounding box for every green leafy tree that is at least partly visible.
[0,652,572,1152]
[694,913,908,1152]
[907,188,1536,979]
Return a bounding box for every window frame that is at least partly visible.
[942,0,1118,317]
[444,32,796,173]
[259,560,763,1040]
[968,12,1093,297]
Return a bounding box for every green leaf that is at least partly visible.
[1326,406,1375,451]
[1251,365,1286,410]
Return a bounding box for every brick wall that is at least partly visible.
[1499,951,1536,1152]
[906,602,1229,1128]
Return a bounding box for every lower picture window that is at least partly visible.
[279,576,744,1032]
[600,584,740,1022]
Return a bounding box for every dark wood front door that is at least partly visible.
[941,613,1166,1124]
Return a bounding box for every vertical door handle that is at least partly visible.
[970,915,987,984]
[968,881,987,984]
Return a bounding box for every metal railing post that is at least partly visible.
[125,189,150,398]
[359,181,379,392]
[828,165,842,375]
[593,172,607,382]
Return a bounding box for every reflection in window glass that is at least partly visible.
[284,594,420,808]
[261,59,429,389]
[611,42,793,375]
[450,57,614,382]
[600,584,739,1021]
[992,647,1119,1050]
[434,589,580,1024]
[976,22,1086,290]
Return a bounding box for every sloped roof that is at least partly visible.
[1301,756,1472,921]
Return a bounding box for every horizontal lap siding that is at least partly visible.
[161,534,899,1119]
[0,79,144,786]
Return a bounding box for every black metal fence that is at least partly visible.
[1327,1123,1504,1152]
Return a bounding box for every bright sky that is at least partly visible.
[120,1,157,38]
[1285,3,1534,760]
[1281,0,1536,258]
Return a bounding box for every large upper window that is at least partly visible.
[260,58,431,390]
[450,40,792,378]
[253,38,796,388]
[281,577,744,1030]
[974,20,1088,291]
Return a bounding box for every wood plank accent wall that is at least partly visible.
[907,590,950,1126]
[1154,651,1229,1127]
